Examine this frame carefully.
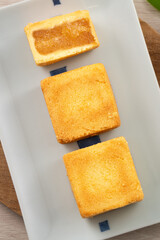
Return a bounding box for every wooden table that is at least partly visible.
[0,0,160,239]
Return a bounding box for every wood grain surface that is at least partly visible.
[134,0,160,32]
[0,143,21,215]
[140,19,160,85]
[0,0,160,239]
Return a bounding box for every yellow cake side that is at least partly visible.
[24,10,100,66]
[41,63,120,143]
[63,137,144,218]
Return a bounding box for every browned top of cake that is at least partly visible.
[41,63,120,143]
[32,18,95,55]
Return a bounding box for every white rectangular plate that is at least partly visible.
[0,0,160,239]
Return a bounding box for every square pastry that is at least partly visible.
[24,10,100,66]
[63,137,144,218]
[41,63,120,143]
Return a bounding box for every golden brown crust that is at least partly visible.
[63,137,144,218]
[24,10,100,66]
[41,63,120,143]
